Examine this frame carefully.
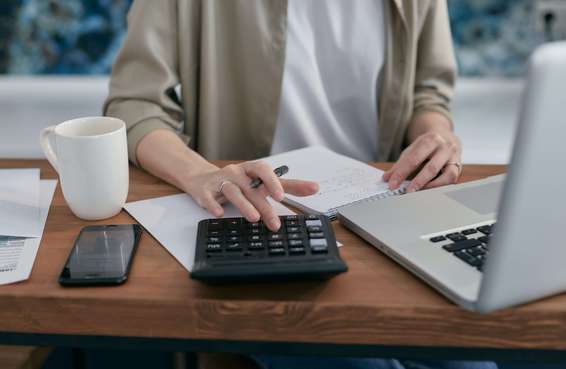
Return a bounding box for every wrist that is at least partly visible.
[407,111,453,144]
[175,157,218,190]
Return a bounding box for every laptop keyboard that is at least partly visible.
[429,223,495,272]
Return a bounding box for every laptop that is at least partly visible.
[338,41,566,313]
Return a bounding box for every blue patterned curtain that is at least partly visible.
[0,0,541,77]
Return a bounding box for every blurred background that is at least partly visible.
[0,0,564,163]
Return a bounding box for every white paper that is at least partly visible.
[264,146,407,215]
[0,169,42,237]
[0,180,57,285]
[125,193,295,272]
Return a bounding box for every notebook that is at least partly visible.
[264,147,407,219]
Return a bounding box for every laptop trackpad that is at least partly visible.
[444,181,502,215]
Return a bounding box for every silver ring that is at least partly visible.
[217,179,232,194]
[444,162,463,177]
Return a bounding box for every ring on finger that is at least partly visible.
[443,162,463,178]
[217,179,233,195]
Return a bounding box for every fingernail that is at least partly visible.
[406,186,416,193]
[275,191,285,201]
[389,180,398,189]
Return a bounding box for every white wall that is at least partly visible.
[0,76,109,158]
[0,76,522,164]
[452,78,523,164]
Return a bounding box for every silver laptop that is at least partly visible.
[338,41,566,313]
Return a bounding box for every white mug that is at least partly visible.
[40,116,129,220]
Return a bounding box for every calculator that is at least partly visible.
[191,214,347,282]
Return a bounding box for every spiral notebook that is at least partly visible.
[264,147,407,219]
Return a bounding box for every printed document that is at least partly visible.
[0,169,42,237]
[0,180,57,285]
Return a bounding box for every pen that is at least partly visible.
[250,165,289,189]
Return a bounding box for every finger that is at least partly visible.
[423,165,460,189]
[244,161,285,201]
[246,191,281,231]
[221,165,281,230]
[406,146,453,193]
[197,192,224,217]
[280,179,319,197]
[220,182,261,222]
[386,140,439,190]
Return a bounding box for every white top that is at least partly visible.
[271,0,385,162]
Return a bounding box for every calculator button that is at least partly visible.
[206,244,222,252]
[248,242,265,250]
[306,215,320,220]
[310,239,328,247]
[285,220,299,226]
[306,220,323,227]
[288,240,303,247]
[227,219,240,228]
[227,236,240,242]
[287,233,302,240]
[207,221,223,231]
[311,245,328,254]
[226,243,243,251]
[307,226,322,233]
[208,230,222,237]
[308,232,325,239]
[249,235,262,242]
[267,234,283,240]
[269,247,286,256]
[207,237,221,243]
[289,247,306,255]
[268,241,284,248]
[227,229,239,236]
[249,228,261,235]
[284,215,298,220]
[286,226,300,233]
[247,222,261,229]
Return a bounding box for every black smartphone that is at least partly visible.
[59,224,143,286]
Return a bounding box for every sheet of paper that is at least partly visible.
[0,169,42,237]
[264,146,407,214]
[0,180,57,285]
[125,193,295,272]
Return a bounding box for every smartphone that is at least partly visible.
[59,224,143,286]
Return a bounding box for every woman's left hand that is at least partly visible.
[383,119,462,192]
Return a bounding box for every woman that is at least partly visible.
[104,1,492,368]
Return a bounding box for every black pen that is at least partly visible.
[250,165,289,189]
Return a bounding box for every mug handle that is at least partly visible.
[39,126,59,173]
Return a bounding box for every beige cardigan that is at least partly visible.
[104,0,457,166]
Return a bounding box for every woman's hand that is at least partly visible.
[136,130,318,232]
[182,161,319,231]
[383,112,462,192]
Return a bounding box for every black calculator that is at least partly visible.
[191,214,347,282]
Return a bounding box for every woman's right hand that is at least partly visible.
[135,130,318,232]
[182,160,319,231]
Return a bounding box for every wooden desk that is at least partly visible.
[1,160,565,362]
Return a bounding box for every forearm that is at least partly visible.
[406,111,454,144]
[136,129,217,192]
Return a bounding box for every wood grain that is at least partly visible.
[4,160,566,350]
